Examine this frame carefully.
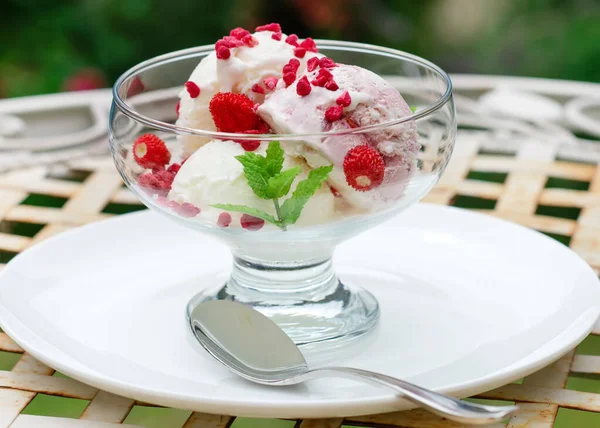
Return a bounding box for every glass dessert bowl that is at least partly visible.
[109,24,456,349]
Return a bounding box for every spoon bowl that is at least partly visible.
[190,300,518,425]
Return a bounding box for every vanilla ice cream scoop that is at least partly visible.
[177,29,321,156]
[168,140,335,227]
[257,64,419,211]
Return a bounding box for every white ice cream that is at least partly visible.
[177,30,321,157]
[168,140,335,227]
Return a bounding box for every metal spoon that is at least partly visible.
[189,300,518,425]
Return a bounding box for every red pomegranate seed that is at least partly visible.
[336,91,351,107]
[241,214,265,231]
[185,81,200,98]
[307,57,319,72]
[325,79,339,91]
[271,32,282,41]
[283,72,296,87]
[294,47,306,58]
[319,57,336,68]
[255,23,282,32]
[217,212,232,227]
[251,84,265,94]
[296,76,311,96]
[300,38,318,52]
[285,34,299,46]
[263,77,278,90]
[325,105,344,121]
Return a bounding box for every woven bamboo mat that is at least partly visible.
[0,130,599,427]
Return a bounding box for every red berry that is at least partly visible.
[236,130,263,152]
[217,212,232,227]
[283,72,296,87]
[167,163,181,174]
[242,35,258,47]
[241,214,265,231]
[300,38,318,52]
[255,23,282,32]
[285,34,299,46]
[185,81,200,98]
[336,91,351,107]
[343,145,385,191]
[307,57,319,72]
[167,200,180,210]
[251,83,265,94]
[319,57,336,68]
[311,75,328,87]
[133,134,171,169]
[221,36,244,48]
[325,79,339,91]
[294,47,306,58]
[283,58,300,74]
[175,202,201,218]
[271,32,282,41]
[230,27,250,40]
[325,105,344,122]
[296,76,311,96]
[138,169,175,193]
[317,68,333,80]
[209,92,266,132]
[216,46,231,59]
[263,77,278,90]
[175,100,180,116]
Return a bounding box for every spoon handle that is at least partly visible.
[306,367,517,425]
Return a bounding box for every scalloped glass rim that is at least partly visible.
[112,40,453,141]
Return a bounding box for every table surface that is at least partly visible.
[0,75,600,427]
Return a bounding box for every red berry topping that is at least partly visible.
[319,57,336,68]
[217,212,232,227]
[175,202,201,218]
[241,214,265,231]
[343,145,385,191]
[133,134,171,169]
[325,105,344,122]
[294,47,306,58]
[221,36,244,48]
[336,91,351,107]
[235,130,263,152]
[167,163,181,174]
[209,92,266,132]
[263,77,278,90]
[317,68,333,80]
[307,57,319,72]
[325,79,339,91]
[271,32,282,41]
[216,46,231,60]
[283,58,300,74]
[251,83,265,94]
[138,169,175,193]
[300,38,318,52]
[167,200,180,210]
[285,34,299,46]
[283,72,296,87]
[311,75,327,87]
[175,100,180,116]
[255,23,281,32]
[296,76,311,96]
[185,81,200,98]
[230,27,250,40]
[242,35,258,47]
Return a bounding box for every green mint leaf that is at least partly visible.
[234,152,270,199]
[267,167,301,199]
[265,141,284,177]
[210,204,279,225]
[410,105,417,113]
[280,165,333,226]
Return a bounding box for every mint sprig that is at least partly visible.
[211,141,333,230]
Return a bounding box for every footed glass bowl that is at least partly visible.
[109,40,455,350]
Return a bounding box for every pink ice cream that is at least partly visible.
[257,64,419,211]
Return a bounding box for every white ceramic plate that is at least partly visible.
[0,204,598,418]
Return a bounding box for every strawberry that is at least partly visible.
[294,47,306,58]
[256,23,282,32]
[209,92,266,132]
[185,81,200,98]
[133,134,171,169]
[230,27,250,40]
[343,145,385,191]
[174,202,201,218]
[306,57,319,72]
[296,76,311,96]
[285,34,299,46]
[336,91,351,107]
[325,105,343,122]
[300,38,318,52]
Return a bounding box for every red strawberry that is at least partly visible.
[236,130,263,152]
[285,34,299,46]
[174,202,201,218]
[325,105,343,122]
[217,212,232,227]
[241,214,265,231]
[300,38,318,52]
[230,27,250,40]
[343,145,385,191]
[271,32,282,41]
[296,76,311,96]
[256,23,282,32]
[133,134,171,169]
[185,81,200,98]
[167,163,181,174]
[319,57,336,68]
[325,79,339,91]
[209,92,266,132]
[294,47,306,58]
[283,72,296,87]
[336,91,351,107]
[307,57,319,72]
[137,169,175,194]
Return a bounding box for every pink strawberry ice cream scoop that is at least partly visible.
[257,62,419,211]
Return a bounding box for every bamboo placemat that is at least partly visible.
[0,130,599,427]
